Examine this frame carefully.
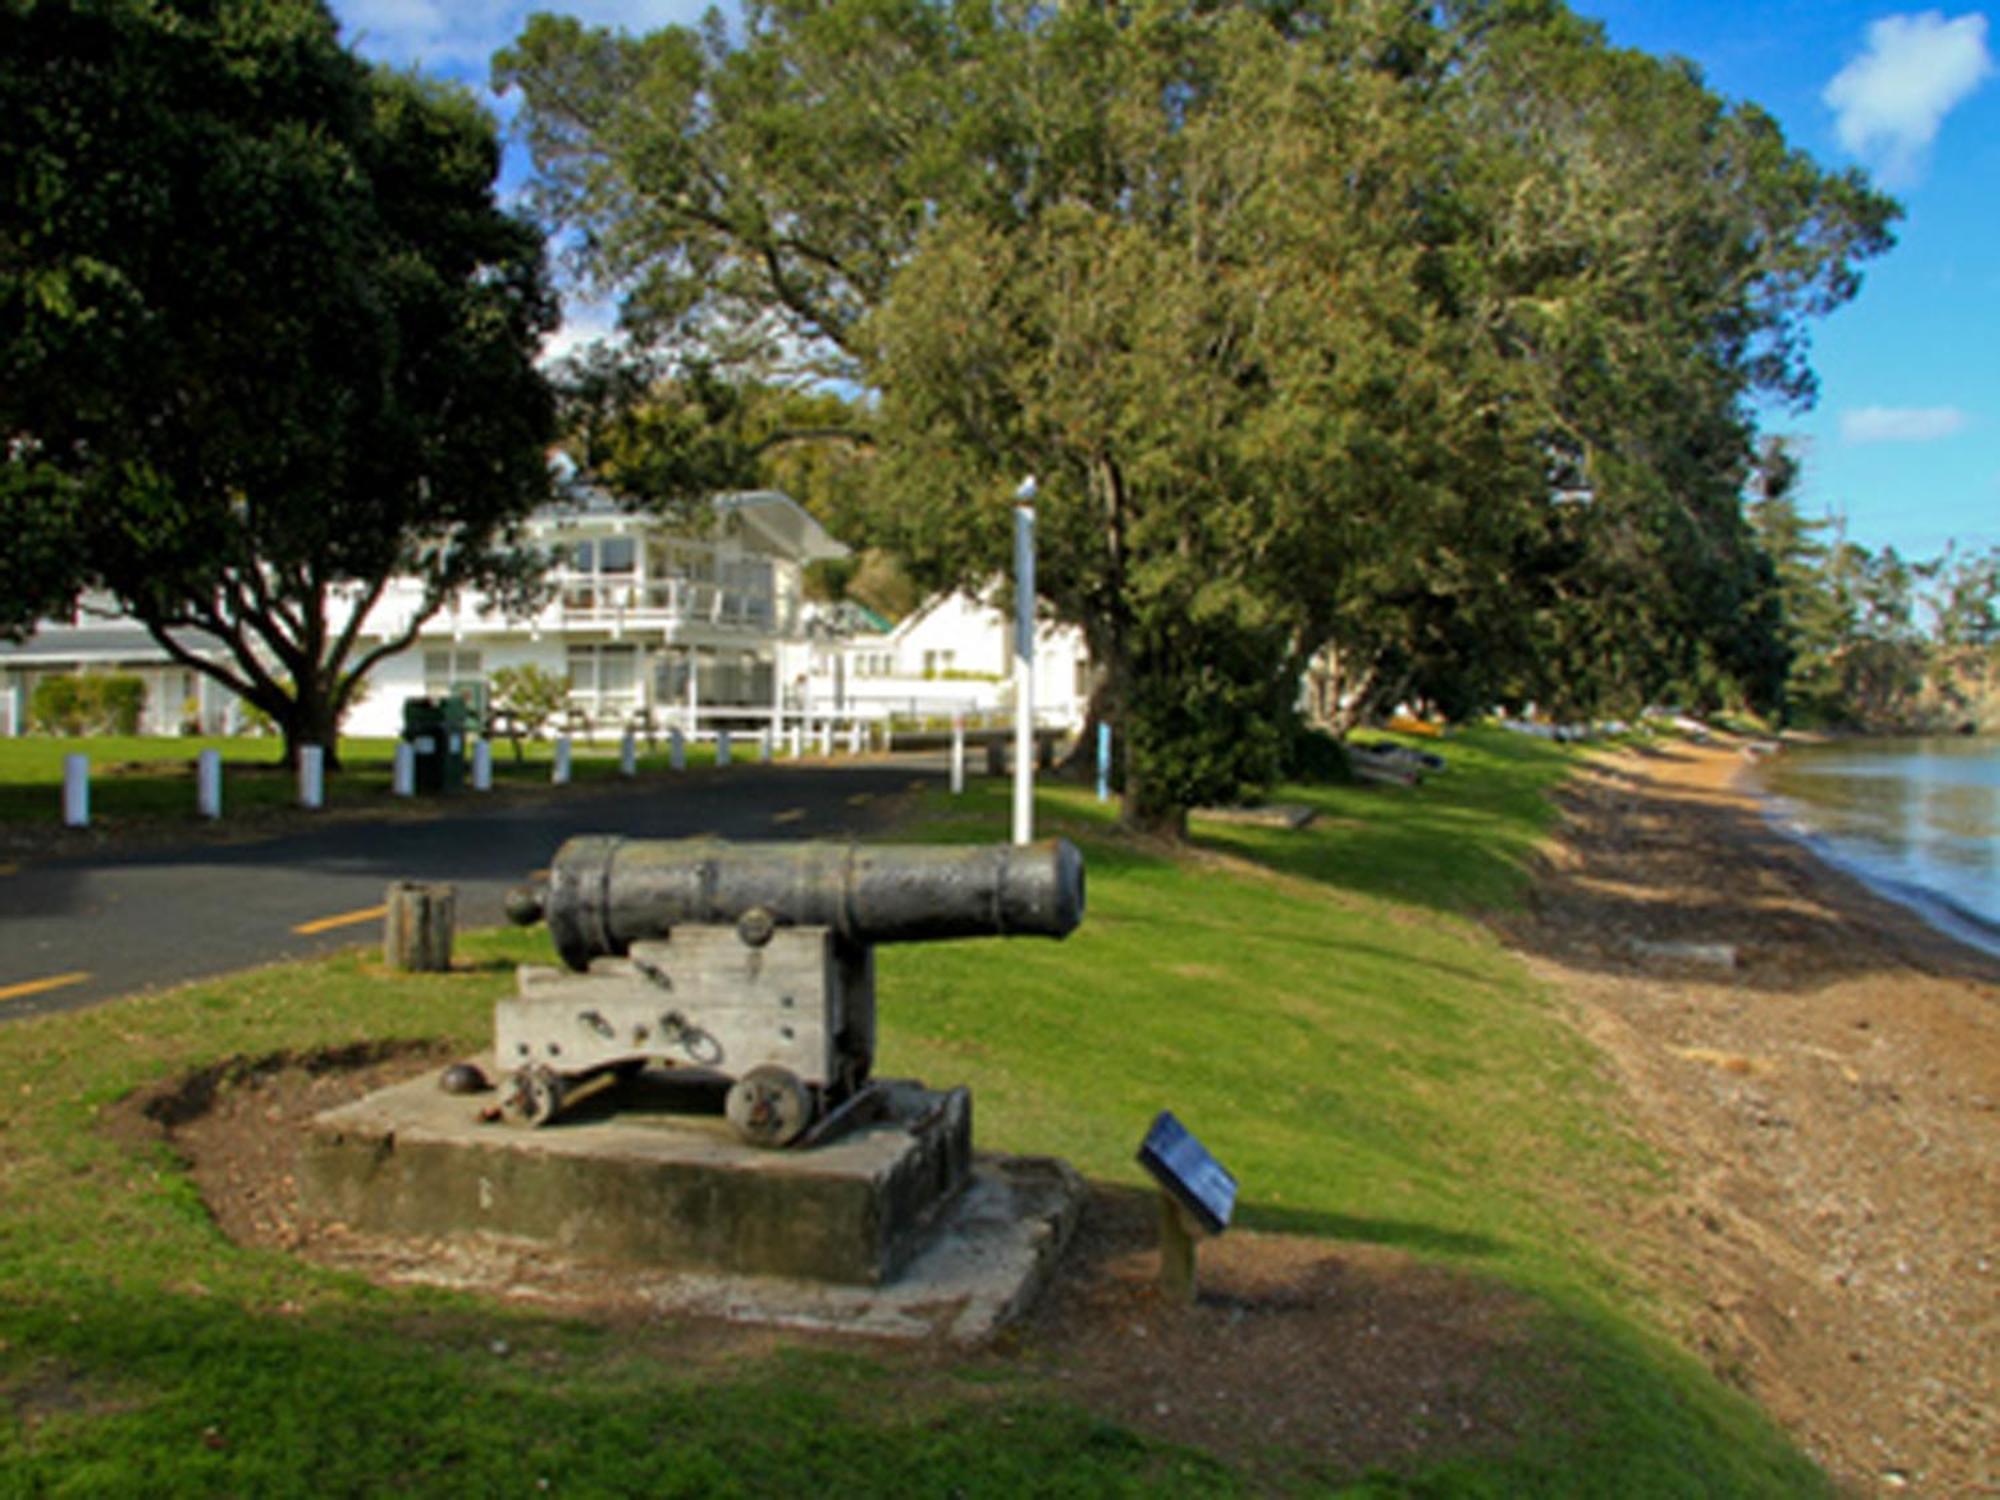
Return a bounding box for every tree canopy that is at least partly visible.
[501,0,1895,831]
[3,0,555,762]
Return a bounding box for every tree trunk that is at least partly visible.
[1053,673,1115,784]
[1122,778,1188,841]
[281,679,346,772]
[1099,647,1193,841]
[383,881,455,972]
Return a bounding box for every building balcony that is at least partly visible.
[543,577,794,637]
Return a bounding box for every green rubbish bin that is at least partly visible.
[401,696,468,793]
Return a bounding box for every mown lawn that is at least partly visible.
[0,727,1827,1495]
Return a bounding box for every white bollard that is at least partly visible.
[620,729,637,777]
[196,748,222,819]
[392,740,416,797]
[552,736,571,785]
[716,729,732,768]
[819,721,833,757]
[950,716,965,795]
[847,721,863,755]
[760,727,773,763]
[298,745,324,810]
[62,752,89,828]
[471,738,493,791]
[788,724,803,758]
[669,727,686,771]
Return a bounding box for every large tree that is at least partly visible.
[3,0,555,762]
[501,0,1892,830]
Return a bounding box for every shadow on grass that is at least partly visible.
[1006,726,1579,927]
[0,1224,1829,1497]
[0,1284,1223,1495]
[1231,1199,1503,1258]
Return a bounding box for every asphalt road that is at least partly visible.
[0,759,940,1022]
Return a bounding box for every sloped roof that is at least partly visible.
[715,490,849,564]
[0,618,227,666]
[536,484,847,565]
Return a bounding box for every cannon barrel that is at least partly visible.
[511,836,1086,970]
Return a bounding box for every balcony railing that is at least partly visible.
[549,577,791,634]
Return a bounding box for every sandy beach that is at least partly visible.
[1500,738,1999,1496]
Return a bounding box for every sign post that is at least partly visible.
[1012,477,1037,846]
[1136,1110,1237,1303]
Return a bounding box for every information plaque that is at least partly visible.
[1136,1110,1237,1236]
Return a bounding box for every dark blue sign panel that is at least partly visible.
[1137,1110,1237,1235]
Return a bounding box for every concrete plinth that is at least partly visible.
[299,1066,974,1287]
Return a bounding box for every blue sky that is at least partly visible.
[329,1,1997,561]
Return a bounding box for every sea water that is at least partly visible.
[1755,736,2000,960]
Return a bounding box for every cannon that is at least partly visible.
[499,836,1085,1144]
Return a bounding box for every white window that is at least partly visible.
[424,648,482,697]
[567,645,637,698]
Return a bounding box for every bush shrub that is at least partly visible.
[28,676,83,735]
[28,673,147,735]
[95,674,145,734]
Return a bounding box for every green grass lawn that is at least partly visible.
[0,728,1827,1495]
[0,732,744,832]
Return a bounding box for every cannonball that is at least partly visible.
[439,1061,490,1095]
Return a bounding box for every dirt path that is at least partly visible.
[1496,740,1998,1497]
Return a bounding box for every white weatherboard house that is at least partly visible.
[809,585,1091,730]
[0,487,849,742]
[0,618,240,739]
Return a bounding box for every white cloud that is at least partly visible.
[538,299,624,370]
[1840,405,1971,443]
[1823,11,1994,185]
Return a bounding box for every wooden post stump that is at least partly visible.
[384,881,455,972]
[1158,1190,1199,1304]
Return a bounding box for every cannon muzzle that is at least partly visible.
[510,836,1085,971]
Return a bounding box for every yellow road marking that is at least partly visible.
[0,971,91,1005]
[771,808,807,825]
[293,904,388,936]
[845,792,874,807]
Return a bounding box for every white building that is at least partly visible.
[348,487,846,738]
[0,616,240,738]
[0,487,849,741]
[808,585,1092,730]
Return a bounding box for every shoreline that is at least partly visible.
[1735,737,2000,968]
[1504,738,1998,1495]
